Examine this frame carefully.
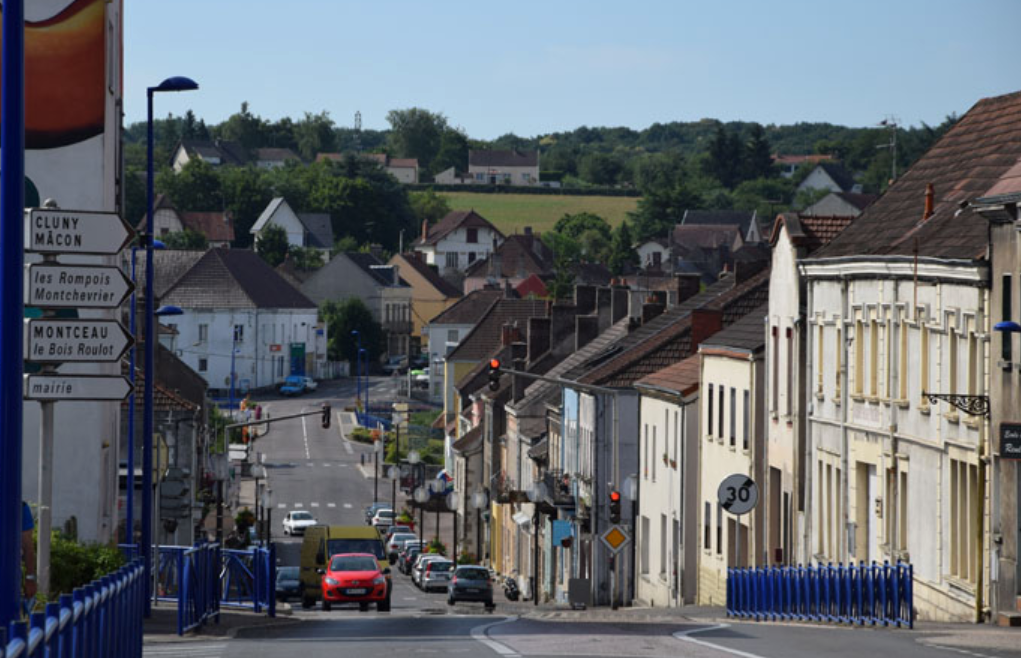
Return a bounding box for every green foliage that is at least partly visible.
[426,537,447,556]
[47,532,125,598]
[162,228,208,250]
[432,128,470,176]
[293,110,337,161]
[578,152,624,186]
[155,158,222,211]
[289,246,325,271]
[332,235,360,256]
[320,297,385,363]
[235,508,255,532]
[349,427,374,444]
[410,409,442,428]
[629,178,704,243]
[544,231,580,301]
[409,189,452,226]
[456,551,477,565]
[220,166,273,248]
[608,220,639,275]
[386,108,449,172]
[255,224,289,267]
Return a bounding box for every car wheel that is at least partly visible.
[447,597,454,606]
[322,600,332,612]
[301,595,313,609]
[377,596,391,612]
[359,602,369,612]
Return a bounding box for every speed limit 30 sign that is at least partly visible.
[717,474,758,516]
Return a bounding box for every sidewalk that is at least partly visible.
[143,605,298,644]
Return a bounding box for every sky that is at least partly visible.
[123,0,1021,140]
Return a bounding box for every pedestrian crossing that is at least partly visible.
[274,501,354,510]
[144,642,226,658]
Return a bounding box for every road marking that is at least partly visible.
[343,503,353,509]
[294,503,303,508]
[144,643,226,657]
[327,503,336,508]
[470,616,520,658]
[310,502,319,508]
[301,412,310,460]
[673,624,769,658]
[919,640,1002,658]
[323,463,332,467]
[277,503,286,509]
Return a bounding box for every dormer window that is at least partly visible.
[466,228,478,244]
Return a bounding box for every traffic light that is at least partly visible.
[321,403,332,429]
[488,358,501,392]
[609,490,621,524]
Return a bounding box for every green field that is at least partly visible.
[439,191,639,235]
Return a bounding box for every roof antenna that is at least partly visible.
[877,116,899,184]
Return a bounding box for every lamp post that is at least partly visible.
[471,490,488,564]
[351,330,361,413]
[251,462,266,545]
[623,473,639,607]
[360,348,369,417]
[413,485,429,549]
[262,487,274,547]
[526,481,547,605]
[373,435,384,503]
[126,239,165,546]
[145,75,198,616]
[228,325,240,417]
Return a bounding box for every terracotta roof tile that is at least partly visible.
[447,298,548,362]
[427,289,501,326]
[420,210,504,246]
[635,355,700,397]
[179,211,235,243]
[393,254,462,298]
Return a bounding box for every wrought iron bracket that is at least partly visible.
[923,391,990,418]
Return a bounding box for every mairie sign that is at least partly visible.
[24,318,133,363]
[24,374,132,401]
[26,264,133,309]
[24,208,134,255]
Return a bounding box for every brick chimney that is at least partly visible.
[675,273,701,306]
[611,283,629,324]
[501,323,523,347]
[691,308,724,353]
[596,287,612,332]
[550,304,579,358]
[574,285,596,315]
[642,299,666,324]
[576,315,599,351]
[527,317,551,363]
[922,183,935,221]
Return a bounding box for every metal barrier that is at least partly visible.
[1,559,144,658]
[726,561,913,628]
[220,546,275,616]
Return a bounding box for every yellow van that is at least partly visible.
[299,525,392,610]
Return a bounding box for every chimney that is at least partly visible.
[501,323,516,347]
[733,259,767,285]
[576,315,599,351]
[391,264,400,286]
[369,243,383,262]
[491,240,503,279]
[691,308,724,353]
[922,183,935,221]
[675,273,701,306]
[642,300,666,324]
[421,219,429,243]
[511,348,528,402]
[611,283,629,324]
[503,279,516,299]
[523,226,532,237]
[550,304,579,357]
[596,287,612,332]
[527,317,551,363]
[574,285,596,315]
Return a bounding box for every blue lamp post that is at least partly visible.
[228,325,241,416]
[352,330,361,413]
[360,348,369,417]
[145,75,198,616]
[126,239,165,546]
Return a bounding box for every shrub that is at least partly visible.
[47,532,125,599]
[426,537,447,556]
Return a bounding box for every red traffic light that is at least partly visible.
[490,358,501,370]
[609,491,621,503]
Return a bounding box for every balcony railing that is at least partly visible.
[491,470,528,503]
[542,469,575,506]
[383,319,413,334]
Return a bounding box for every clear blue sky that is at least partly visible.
[124,0,1021,139]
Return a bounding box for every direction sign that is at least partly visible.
[23,374,132,401]
[599,525,631,554]
[26,264,134,309]
[24,318,133,363]
[717,474,759,516]
[24,208,134,255]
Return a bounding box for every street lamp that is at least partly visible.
[360,348,369,418]
[126,239,165,545]
[413,485,429,547]
[251,462,266,545]
[623,473,638,607]
[145,74,198,616]
[352,330,361,413]
[526,482,547,605]
[228,325,241,418]
[262,487,274,546]
[471,490,488,563]
[373,435,384,503]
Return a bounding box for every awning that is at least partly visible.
[527,437,548,460]
[512,511,532,527]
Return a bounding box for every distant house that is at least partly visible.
[138,194,235,247]
[433,167,474,185]
[462,227,553,293]
[170,139,249,172]
[316,152,419,184]
[468,149,540,186]
[255,147,301,169]
[388,252,463,354]
[250,197,334,255]
[801,191,877,218]
[636,237,670,271]
[415,210,505,276]
[681,209,764,244]
[423,288,502,402]
[772,153,834,179]
[300,251,413,358]
[796,162,861,195]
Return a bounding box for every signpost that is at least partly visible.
[1000,423,1021,460]
[599,525,631,554]
[24,318,133,363]
[26,264,133,308]
[24,374,132,401]
[717,474,759,568]
[24,208,134,255]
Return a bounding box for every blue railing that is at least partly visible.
[727,561,913,628]
[1,559,144,658]
[356,412,391,430]
[220,546,275,616]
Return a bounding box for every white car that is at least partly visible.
[370,509,396,529]
[300,376,317,392]
[282,510,317,536]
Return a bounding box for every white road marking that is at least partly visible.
[673,624,769,658]
[310,502,320,508]
[277,503,286,509]
[294,503,303,508]
[343,503,353,509]
[323,463,332,467]
[301,412,310,460]
[327,503,336,508]
[144,644,226,657]
[470,616,520,657]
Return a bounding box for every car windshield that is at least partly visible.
[291,512,313,521]
[277,567,300,580]
[376,510,395,518]
[328,538,385,561]
[392,534,416,543]
[330,556,379,572]
[456,568,488,580]
[429,562,454,572]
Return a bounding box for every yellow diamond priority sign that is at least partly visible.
[600,524,631,554]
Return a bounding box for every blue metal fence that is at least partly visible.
[726,561,913,628]
[220,546,275,616]
[1,559,144,658]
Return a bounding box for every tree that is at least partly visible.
[162,228,208,250]
[155,158,222,212]
[386,108,448,172]
[431,128,469,175]
[629,179,704,242]
[742,123,774,181]
[289,246,325,271]
[293,111,336,161]
[552,212,612,242]
[214,101,267,153]
[544,231,581,301]
[220,165,273,248]
[256,224,289,267]
[608,220,639,276]
[332,235,359,256]
[409,189,451,227]
[578,152,623,186]
[320,298,385,363]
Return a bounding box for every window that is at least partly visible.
[786,327,793,415]
[707,384,714,437]
[703,502,711,551]
[643,424,649,479]
[854,318,864,396]
[718,386,724,441]
[466,228,478,244]
[950,458,978,583]
[673,411,679,464]
[884,319,893,398]
[467,252,476,264]
[198,358,207,372]
[920,325,930,407]
[743,390,750,451]
[198,324,208,343]
[233,324,244,343]
[641,516,651,573]
[652,426,657,481]
[729,387,736,447]
[948,326,959,404]
[446,329,458,344]
[968,328,978,397]
[835,326,843,397]
[521,173,530,182]
[1003,274,1013,362]
[771,325,779,411]
[716,504,722,555]
[898,319,908,400]
[445,252,458,269]
[869,319,879,397]
[660,515,667,576]
[817,323,824,396]
[475,173,485,182]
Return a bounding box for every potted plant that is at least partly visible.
[427,537,447,556]
[397,508,415,531]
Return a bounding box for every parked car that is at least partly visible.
[382,356,407,375]
[447,565,494,609]
[411,554,445,588]
[300,376,317,391]
[275,566,301,601]
[319,553,390,612]
[278,374,306,396]
[419,559,454,592]
[399,545,425,575]
[364,502,390,525]
[386,533,418,562]
[282,510,317,536]
[383,525,413,543]
[370,509,396,530]
[411,368,429,388]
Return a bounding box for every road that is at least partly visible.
[144,377,1020,658]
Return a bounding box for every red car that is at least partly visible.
[320,553,390,612]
